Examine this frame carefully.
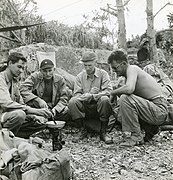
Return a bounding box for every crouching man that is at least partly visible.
[107,50,168,146]
[20,59,70,122]
[68,51,113,144]
[0,52,52,136]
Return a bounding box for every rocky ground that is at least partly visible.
[42,127,173,180]
[30,53,173,180]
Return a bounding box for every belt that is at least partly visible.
[0,112,7,123]
[150,95,165,101]
[150,96,168,110]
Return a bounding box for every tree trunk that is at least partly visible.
[146,0,158,64]
[116,0,127,50]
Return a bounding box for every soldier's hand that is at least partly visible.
[78,93,93,102]
[90,87,99,94]
[62,106,69,114]
[35,98,48,108]
[37,108,53,118]
[51,108,56,117]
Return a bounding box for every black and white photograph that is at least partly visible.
[0,0,173,179]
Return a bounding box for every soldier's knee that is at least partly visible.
[14,110,26,124]
[100,96,109,103]
[119,94,130,105]
[68,97,79,106]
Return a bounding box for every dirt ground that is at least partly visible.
[43,127,173,180]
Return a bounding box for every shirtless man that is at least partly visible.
[107,50,168,146]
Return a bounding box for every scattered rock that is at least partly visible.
[41,126,173,179]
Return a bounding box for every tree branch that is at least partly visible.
[19,0,30,14]
[5,0,19,17]
[154,2,173,18]
[100,8,118,17]
[0,34,21,43]
[0,23,25,45]
[107,4,117,11]
[123,0,131,7]
[5,0,26,44]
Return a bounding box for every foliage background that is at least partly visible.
[0,0,173,78]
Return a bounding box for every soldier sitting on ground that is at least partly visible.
[20,59,70,123]
[68,51,113,144]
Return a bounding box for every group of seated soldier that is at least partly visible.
[0,48,172,147]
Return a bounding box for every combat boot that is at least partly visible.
[100,121,113,144]
[72,118,87,142]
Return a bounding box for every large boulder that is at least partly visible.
[9,43,113,75]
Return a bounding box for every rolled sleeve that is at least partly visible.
[20,73,39,103]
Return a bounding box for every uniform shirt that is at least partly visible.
[0,71,25,114]
[42,78,53,104]
[20,71,68,113]
[74,67,113,101]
